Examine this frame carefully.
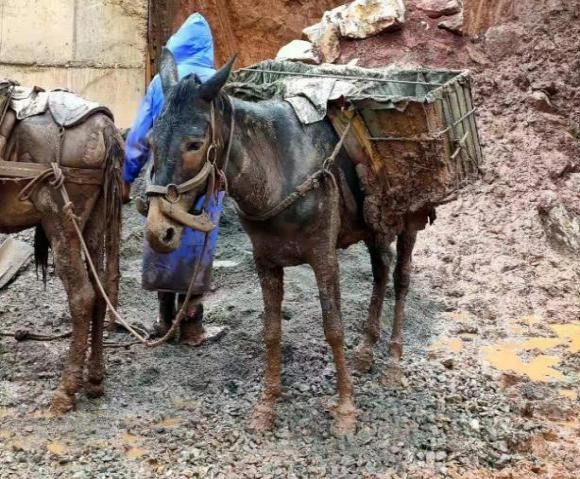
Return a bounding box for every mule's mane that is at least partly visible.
[167,75,202,111]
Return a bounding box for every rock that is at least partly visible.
[303,0,405,60]
[485,24,524,60]
[303,20,341,63]
[275,40,321,65]
[537,203,580,254]
[337,0,405,39]
[469,419,480,431]
[417,0,461,19]
[438,12,463,35]
[526,90,555,113]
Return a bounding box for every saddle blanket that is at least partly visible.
[7,83,113,127]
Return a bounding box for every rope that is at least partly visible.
[235,117,353,223]
[6,162,210,348]
[238,67,447,86]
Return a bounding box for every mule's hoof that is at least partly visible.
[388,341,403,362]
[353,344,374,373]
[180,325,227,347]
[85,381,105,398]
[328,403,357,437]
[248,402,276,433]
[380,361,404,387]
[49,390,75,415]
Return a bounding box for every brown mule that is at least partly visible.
[0,108,123,414]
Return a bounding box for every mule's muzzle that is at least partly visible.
[146,197,183,253]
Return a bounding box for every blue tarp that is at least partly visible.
[122,13,224,294]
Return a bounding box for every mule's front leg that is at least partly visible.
[313,257,357,436]
[249,263,284,432]
[46,224,95,413]
[388,230,417,362]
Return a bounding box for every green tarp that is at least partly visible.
[226,60,466,124]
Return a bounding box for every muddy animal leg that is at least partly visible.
[313,257,357,436]
[388,230,417,362]
[84,200,107,398]
[249,263,284,432]
[43,220,95,414]
[355,242,392,372]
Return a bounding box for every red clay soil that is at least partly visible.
[151,0,346,67]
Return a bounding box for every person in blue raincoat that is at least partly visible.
[123,13,225,345]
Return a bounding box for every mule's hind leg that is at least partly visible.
[249,263,284,432]
[388,230,417,362]
[354,241,392,372]
[312,256,357,436]
[43,220,95,413]
[84,202,107,398]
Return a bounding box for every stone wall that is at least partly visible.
[0,0,148,127]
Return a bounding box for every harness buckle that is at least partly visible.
[206,144,218,165]
[166,183,180,203]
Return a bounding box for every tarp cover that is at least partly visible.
[5,85,113,126]
[226,60,464,124]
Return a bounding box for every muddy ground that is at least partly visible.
[1,2,580,478]
[0,189,578,479]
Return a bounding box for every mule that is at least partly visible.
[145,50,423,435]
[0,107,123,413]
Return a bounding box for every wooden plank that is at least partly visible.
[0,238,33,289]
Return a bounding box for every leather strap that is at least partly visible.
[0,159,103,185]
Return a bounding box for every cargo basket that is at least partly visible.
[227,61,483,233]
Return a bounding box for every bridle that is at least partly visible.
[144,97,235,231]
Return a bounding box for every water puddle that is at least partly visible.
[481,321,579,382]
[558,389,577,401]
[482,342,564,381]
[47,441,69,455]
[119,432,147,460]
[429,337,464,353]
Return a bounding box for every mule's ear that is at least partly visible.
[199,54,238,102]
[159,47,179,95]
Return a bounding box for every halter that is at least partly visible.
[145,98,235,232]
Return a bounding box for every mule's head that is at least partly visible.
[146,48,235,253]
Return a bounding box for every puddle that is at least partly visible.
[481,321,580,382]
[558,389,577,401]
[429,337,464,353]
[155,417,180,428]
[118,432,147,460]
[47,441,69,455]
[550,324,580,353]
[126,447,146,459]
[482,343,564,381]
[120,433,139,446]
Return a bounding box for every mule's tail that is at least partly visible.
[102,124,124,318]
[34,225,50,285]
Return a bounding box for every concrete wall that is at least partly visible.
[0,0,148,127]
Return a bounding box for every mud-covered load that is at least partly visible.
[226,60,483,239]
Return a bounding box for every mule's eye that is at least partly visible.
[185,140,203,152]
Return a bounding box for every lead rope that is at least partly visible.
[11,164,211,348]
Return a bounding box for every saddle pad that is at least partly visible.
[48,90,114,127]
[9,87,113,126]
[10,86,48,120]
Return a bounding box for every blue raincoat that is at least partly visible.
[123,13,224,294]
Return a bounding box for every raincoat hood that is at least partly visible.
[166,13,214,69]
